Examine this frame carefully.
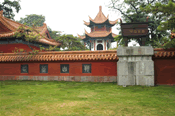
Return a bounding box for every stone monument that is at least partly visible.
[117,18,154,86]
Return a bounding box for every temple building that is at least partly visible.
[78,6,118,51]
[0,10,62,53]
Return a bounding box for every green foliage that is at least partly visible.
[13,26,42,42]
[0,0,21,20]
[57,34,89,51]
[109,0,172,47]
[17,14,45,27]
[140,0,175,49]
[47,26,62,40]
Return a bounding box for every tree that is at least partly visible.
[0,0,21,20]
[47,26,62,40]
[140,0,175,48]
[18,14,45,27]
[108,0,171,47]
[57,34,88,51]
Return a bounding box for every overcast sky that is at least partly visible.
[14,0,140,48]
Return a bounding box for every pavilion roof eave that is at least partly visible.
[84,19,118,27]
[84,33,116,39]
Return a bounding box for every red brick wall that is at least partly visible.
[154,58,175,85]
[0,61,117,76]
[0,43,41,53]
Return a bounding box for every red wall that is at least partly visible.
[0,43,41,53]
[0,61,117,76]
[93,27,106,31]
[154,58,175,85]
[91,26,111,32]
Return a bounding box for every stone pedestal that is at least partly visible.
[117,46,154,86]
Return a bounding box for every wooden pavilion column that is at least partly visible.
[104,40,106,50]
[142,37,146,46]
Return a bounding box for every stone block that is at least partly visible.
[38,76,42,81]
[19,76,23,80]
[58,76,64,81]
[48,76,55,81]
[33,76,37,80]
[53,76,58,81]
[88,76,94,82]
[0,76,3,80]
[9,76,13,80]
[118,75,128,85]
[70,76,75,81]
[31,76,35,80]
[136,75,154,86]
[22,76,30,80]
[104,76,110,82]
[66,76,72,81]
[135,56,141,61]
[145,61,154,76]
[117,61,128,75]
[81,76,89,82]
[12,76,16,80]
[145,47,154,55]
[128,62,136,75]
[97,76,104,82]
[138,62,145,75]
[3,76,7,80]
[63,76,68,81]
[117,46,154,56]
[93,76,98,82]
[117,47,123,56]
[75,76,81,82]
[118,75,135,86]
[15,76,19,80]
[109,76,117,82]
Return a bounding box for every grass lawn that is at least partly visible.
[0,81,175,116]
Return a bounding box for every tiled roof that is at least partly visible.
[0,10,61,46]
[0,50,118,62]
[77,34,85,39]
[154,48,175,58]
[0,48,174,62]
[93,6,108,23]
[84,6,118,25]
[84,29,117,38]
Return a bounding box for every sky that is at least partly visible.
[13,0,140,48]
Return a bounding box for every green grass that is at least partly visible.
[0,81,175,116]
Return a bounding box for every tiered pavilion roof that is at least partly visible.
[78,6,118,40]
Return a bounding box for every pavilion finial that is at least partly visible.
[99,6,102,12]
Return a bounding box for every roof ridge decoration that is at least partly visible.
[93,6,108,23]
[84,6,119,26]
[84,29,88,35]
[77,34,85,40]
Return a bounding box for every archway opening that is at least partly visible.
[97,44,103,50]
